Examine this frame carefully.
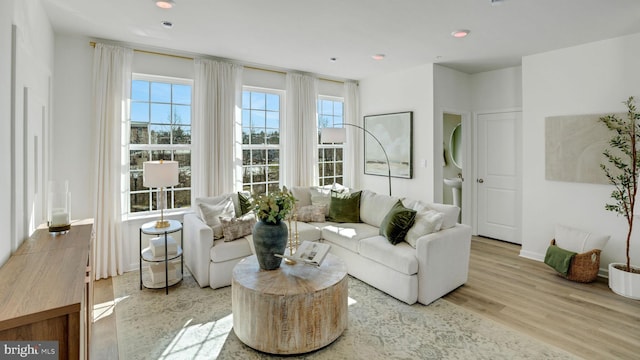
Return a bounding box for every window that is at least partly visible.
[241,88,282,195]
[317,97,344,186]
[129,75,192,214]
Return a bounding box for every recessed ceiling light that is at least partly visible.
[371,54,385,61]
[451,30,470,38]
[155,0,175,9]
[161,20,173,29]
[491,0,504,6]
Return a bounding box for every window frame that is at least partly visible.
[317,95,345,187]
[128,73,193,216]
[240,86,285,195]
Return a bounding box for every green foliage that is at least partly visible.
[252,187,295,224]
[600,96,640,271]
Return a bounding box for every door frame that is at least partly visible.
[472,108,522,242]
[438,108,472,226]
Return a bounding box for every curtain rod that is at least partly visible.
[89,41,345,84]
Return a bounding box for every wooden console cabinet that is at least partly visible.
[0,220,94,360]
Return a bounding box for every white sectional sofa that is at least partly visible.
[183,188,472,305]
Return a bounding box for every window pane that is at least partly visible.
[130,171,144,191]
[150,125,172,144]
[172,84,191,104]
[242,91,250,108]
[268,149,279,164]
[324,163,334,177]
[266,93,279,111]
[130,123,148,144]
[151,149,172,161]
[251,110,266,128]
[242,150,251,165]
[336,148,343,161]
[252,150,266,165]
[267,129,279,144]
[151,103,171,124]
[251,92,266,110]
[251,129,265,145]
[268,165,279,181]
[131,192,149,213]
[254,183,266,195]
[266,111,279,129]
[151,82,171,102]
[172,125,191,144]
[243,167,251,183]
[130,150,148,170]
[131,80,149,101]
[174,189,190,208]
[173,105,190,125]
[252,166,266,183]
[131,102,149,122]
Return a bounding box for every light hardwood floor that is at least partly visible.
[91,237,640,359]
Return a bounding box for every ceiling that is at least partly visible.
[41,0,640,80]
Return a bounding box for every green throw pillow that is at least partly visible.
[238,192,252,215]
[327,190,362,223]
[380,200,417,245]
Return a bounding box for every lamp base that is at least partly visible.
[155,220,171,228]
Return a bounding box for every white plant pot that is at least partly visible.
[609,263,640,300]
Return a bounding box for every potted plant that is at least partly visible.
[600,96,640,299]
[251,187,295,270]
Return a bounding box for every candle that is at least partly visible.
[51,209,69,226]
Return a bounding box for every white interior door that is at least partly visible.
[476,111,521,243]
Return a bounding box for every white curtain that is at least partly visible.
[343,81,360,189]
[193,59,243,198]
[283,73,318,187]
[92,43,132,280]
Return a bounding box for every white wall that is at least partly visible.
[470,66,522,111]
[521,33,640,271]
[0,0,15,266]
[359,63,435,201]
[1,0,54,267]
[52,35,93,219]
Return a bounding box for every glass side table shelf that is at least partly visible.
[139,219,183,294]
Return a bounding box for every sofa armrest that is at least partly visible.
[183,212,213,288]
[415,223,472,305]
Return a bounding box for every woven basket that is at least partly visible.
[550,239,601,283]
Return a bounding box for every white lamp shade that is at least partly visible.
[143,161,179,188]
[321,127,347,144]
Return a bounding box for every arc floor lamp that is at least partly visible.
[321,123,392,196]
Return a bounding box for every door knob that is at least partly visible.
[477,178,484,183]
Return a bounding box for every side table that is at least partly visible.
[140,219,183,294]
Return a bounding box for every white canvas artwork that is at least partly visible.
[364,112,412,179]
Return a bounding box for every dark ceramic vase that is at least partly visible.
[252,220,288,270]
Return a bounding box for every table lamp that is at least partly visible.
[143,160,179,228]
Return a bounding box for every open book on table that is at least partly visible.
[276,241,331,267]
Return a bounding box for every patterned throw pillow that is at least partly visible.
[237,192,252,215]
[296,205,327,223]
[220,213,257,241]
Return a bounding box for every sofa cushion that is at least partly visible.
[322,223,379,253]
[197,197,236,239]
[296,204,327,222]
[379,201,417,245]
[294,221,323,243]
[327,190,362,223]
[210,237,252,263]
[360,190,400,227]
[291,186,312,207]
[220,213,256,241]
[405,209,444,248]
[555,224,609,253]
[359,236,418,275]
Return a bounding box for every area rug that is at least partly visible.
[113,271,576,360]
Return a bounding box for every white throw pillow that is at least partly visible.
[405,209,444,248]
[360,190,400,227]
[555,224,609,253]
[422,202,459,230]
[197,197,235,239]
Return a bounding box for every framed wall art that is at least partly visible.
[363,111,413,179]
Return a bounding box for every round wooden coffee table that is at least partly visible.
[231,253,348,355]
